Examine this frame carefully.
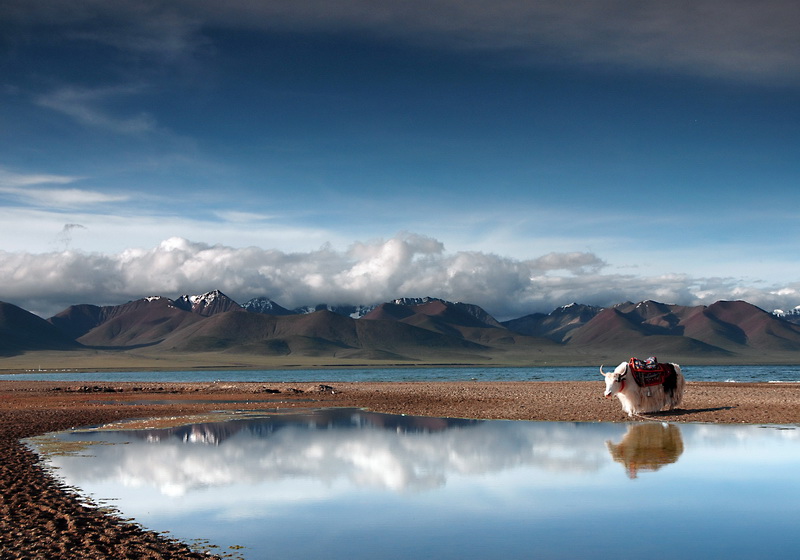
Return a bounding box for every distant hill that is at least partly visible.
[558,299,800,359]
[362,298,502,334]
[172,289,241,316]
[1,292,797,365]
[158,308,496,361]
[0,301,81,355]
[288,303,377,318]
[50,295,213,347]
[35,292,556,362]
[501,303,603,342]
[241,296,293,316]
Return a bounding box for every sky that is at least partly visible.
[1,0,799,320]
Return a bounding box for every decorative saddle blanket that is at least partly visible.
[628,357,676,387]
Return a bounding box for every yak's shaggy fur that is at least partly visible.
[601,361,685,416]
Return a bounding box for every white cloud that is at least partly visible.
[0,168,78,187]
[2,234,798,319]
[0,167,129,209]
[213,210,277,223]
[6,187,128,207]
[530,252,605,275]
[35,85,157,134]
[45,417,611,496]
[0,205,344,257]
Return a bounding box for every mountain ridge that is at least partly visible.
[2,291,800,364]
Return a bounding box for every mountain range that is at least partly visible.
[3,290,800,366]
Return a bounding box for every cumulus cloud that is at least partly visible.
[1,233,798,319]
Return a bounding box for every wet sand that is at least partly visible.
[2,379,799,558]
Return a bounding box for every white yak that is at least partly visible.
[601,359,685,416]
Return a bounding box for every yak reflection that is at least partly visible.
[606,423,684,478]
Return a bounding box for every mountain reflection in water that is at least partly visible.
[31,410,800,560]
[49,409,612,495]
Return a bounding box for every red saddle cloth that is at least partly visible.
[628,357,675,387]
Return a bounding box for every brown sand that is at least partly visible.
[2,379,799,558]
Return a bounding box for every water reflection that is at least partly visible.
[607,423,684,478]
[29,410,800,560]
[43,410,613,495]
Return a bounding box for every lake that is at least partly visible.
[7,363,800,383]
[27,409,800,560]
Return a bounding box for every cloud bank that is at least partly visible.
[2,233,797,319]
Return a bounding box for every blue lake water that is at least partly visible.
[28,409,800,560]
[6,364,800,383]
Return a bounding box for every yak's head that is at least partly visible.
[600,362,628,398]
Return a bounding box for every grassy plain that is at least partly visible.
[3,346,800,375]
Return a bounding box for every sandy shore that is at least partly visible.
[2,379,799,558]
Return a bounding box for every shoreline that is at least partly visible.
[2,380,799,559]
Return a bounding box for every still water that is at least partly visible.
[7,364,800,382]
[28,410,800,560]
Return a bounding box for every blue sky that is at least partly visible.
[1,1,799,319]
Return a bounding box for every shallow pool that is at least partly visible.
[28,410,800,559]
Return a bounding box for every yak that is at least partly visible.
[601,358,685,416]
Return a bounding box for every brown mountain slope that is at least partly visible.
[361,302,417,322]
[360,299,550,358]
[172,290,241,316]
[566,300,800,359]
[613,300,698,333]
[0,301,81,355]
[362,299,503,342]
[567,308,650,346]
[48,304,110,340]
[271,310,361,347]
[157,309,493,360]
[49,291,241,342]
[355,317,491,352]
[680,307,748,350]
[704,300,800,351]
[50,297,178,340]
[5,296,800,364]
[502,303,602,342]
[565,307,731,358]
[407,299,501,328]
[156,310,290,354]
[76,298,207,348]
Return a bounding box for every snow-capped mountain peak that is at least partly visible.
[773,305,800,325]
[173,290,239,316]
[241,297,292,316]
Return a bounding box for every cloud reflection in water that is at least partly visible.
[30,410,800,560]
[47,409,616,496]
